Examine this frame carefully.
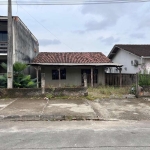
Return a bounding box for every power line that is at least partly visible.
[18,5,75,51]
[0,0,150,5]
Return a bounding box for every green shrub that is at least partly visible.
[139,73,150,86]
[0,62,36,88]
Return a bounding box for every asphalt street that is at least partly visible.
[0,121,150,150]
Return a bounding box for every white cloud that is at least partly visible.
[39,39,61,46]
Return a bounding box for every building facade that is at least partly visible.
[0,16,39,76]
[108,45,150,74]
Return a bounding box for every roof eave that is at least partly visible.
[30,63,123,67]
[107,45,120,59]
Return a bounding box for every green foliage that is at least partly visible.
[13,62,29,73]
[139,73,150,86]
[0,74,7,88]
[0,62,36,88]
[1,62,7,70]
[46,93,54,99]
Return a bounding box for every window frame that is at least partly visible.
[52,68,66,80]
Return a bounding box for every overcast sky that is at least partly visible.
[0,1,150,55]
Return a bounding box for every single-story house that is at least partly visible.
[108,44,150,74]
[31,52,122,87]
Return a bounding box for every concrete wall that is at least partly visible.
[41,66,105,87]
[12,17,39,77]
[98,67,105,85]
[0,17,39,77]
[111,49,141,74]
[0,87,87,98]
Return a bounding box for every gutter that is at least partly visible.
[29,63,123,67]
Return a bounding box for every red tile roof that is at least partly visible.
[32,52,111,64]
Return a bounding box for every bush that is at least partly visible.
[0,62,36,88]
[139,73,150,86]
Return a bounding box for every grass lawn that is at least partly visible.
[86,86,131,100]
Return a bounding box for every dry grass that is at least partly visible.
[87,86,131,100]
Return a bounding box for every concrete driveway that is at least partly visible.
[0,98,150,121]
[89,98,150,120]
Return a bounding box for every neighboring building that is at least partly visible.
[31,52,122,87]
[0,16,39,76]
[108,44,150,74]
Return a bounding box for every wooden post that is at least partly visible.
[83,73,87,88]
[37,68,39,88]
[136,73,139,98]
[119,67,122,87]
[41,73,45,94]
[91,67,93,87]
[7,0,13,88]
[58,68,61,87]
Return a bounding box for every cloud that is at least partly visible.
[98,36,120,45]
[130,33,145,39]
[81,4,127,30]
[138,18,150,30]
[85,19,114,31]
[74,30,86,34]
[39,39,61,46]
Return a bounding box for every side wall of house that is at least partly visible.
[41,66,105,87]
[142,58,150,73]
[13,17,39,77]
[111,49,141,74]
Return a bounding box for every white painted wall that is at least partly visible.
[111,49,141,74]
[142,58,150,73]
[41,66,105,87]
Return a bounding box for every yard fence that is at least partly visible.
[105,73,136,86]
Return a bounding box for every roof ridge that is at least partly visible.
[115,44,150,46]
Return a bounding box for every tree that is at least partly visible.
[0,62,36,88]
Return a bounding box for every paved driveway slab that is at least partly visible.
[0,99,16,111]
[0,99,47,116]
[44,99,97,117]
[0,98,150,121]
[89,98,150,120]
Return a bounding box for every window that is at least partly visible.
[52,69,66,80]
[0,31,7,41]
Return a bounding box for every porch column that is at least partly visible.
[58,68,61,87]
[34,66,41,88]
[83,73,87,88]
[91,67,93,87]
[41,73,45,94]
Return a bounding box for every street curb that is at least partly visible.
[0,115,111,121]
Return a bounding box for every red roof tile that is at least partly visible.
[32,52,111,64]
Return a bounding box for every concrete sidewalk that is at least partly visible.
[0,98,98,121]
[0,98,150,121]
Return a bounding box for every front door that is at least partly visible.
[81,69,98,86]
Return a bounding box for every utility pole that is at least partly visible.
[7,0,13,88]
